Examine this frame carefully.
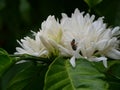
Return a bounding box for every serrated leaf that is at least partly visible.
[84,0,103,8]
[7,62,48,90]
[44,56,108,90]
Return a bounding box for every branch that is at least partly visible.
[9,54,51,64]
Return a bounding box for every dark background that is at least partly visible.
[0,0,120,54]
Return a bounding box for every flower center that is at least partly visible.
[71,39,77,51]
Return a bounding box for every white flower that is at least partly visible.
[57,8,120,67]
[15,15,63,58]
[39,15,63,56]
[15,9,120,68]
[15,31,48,57]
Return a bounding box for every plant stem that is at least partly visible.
[9,54,51,64]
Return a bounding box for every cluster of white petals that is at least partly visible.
[15,9,120,67]
[15,32,48,57]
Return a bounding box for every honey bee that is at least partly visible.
[71,39,77,51]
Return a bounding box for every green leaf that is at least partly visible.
[44,57,108,90]
[0,48,8,55]
[0,49,12,77]
[1,62,33,90]
[7,62,48,90]
[109,64,120,79]
[106,60,120,90]
[84,0,103,8]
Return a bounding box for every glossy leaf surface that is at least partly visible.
[44,57,108,90]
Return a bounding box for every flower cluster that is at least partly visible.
[15,9,120,67]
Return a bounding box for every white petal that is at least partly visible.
[61,13,68,18]
[75,47,82,58]
[48,39,59,49]
[107,38,117,47]
[96,39,108,50]
[89,56,107,68]
[31,30,37,36]
[40,35,53,52]
[16,60,27,64]
[89,56,107,62]
[112,26,120,36]
[17,40,24,48]
[58,45,73,56]
[70,56,76,67]
[106,48,120,59]
[90,15,95,22]
[39,50,48,57]
[32,52,40,56]
[15,47,27,54]
[103,59,107,68]
[92,17,104,31]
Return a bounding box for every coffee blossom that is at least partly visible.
[15,9,120,67]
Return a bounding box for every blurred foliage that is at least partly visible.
[84,0,103,8]
[0,48,12,77]
[0,0,120,53]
